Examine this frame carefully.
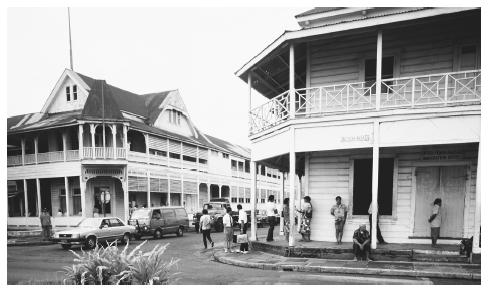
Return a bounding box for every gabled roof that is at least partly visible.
[204,134,250,159]
[81,80,124,121]
[295,7,344,18]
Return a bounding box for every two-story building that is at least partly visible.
[7,69,288,229]
[238,7,481,254]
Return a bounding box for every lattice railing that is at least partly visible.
[249,90,290,134]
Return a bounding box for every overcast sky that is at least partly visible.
[7,7,306,147]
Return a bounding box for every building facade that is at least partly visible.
[237,7,481,253]
[7,69,287,229]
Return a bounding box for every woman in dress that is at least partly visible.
[297,196,312,242]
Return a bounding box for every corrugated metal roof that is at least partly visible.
[295,7,344,18]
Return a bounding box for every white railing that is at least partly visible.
[128,151,147,163]
[83,147,93,158]
[116,148,126,159]
[66,150,79,161]
[94,147,104,159]
[37,151,64,163]
[250,70,481,135]
[105,147,114,159]
[24,154,36,165]
[7,155,22,166]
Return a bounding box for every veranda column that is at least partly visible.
[123,125,128,151]
[375,30,383,110]
[64,176,70,216]
[289,43,296,119]
[371,121,380,249]
[250,161,258,241]
[90,124,96,159]
[23,179,28,217]
[145,133,150,164]
[79,176,87,218]
[288,127,296,247]
[21,138,26,166]
[219,185,222,198]
[34,136,38,164]
[147,172,151,208]
[167,173,171,206]
[78,124,84,159]
[279,171,285,235]
[473,143,481,254]
[62,131,67,161]
[207,183,210,202]
[36,178,41,217]
[123,169,129,221]
[248,72,252,130]
[111,124,117,159]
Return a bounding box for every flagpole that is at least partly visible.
[67,7,73,70]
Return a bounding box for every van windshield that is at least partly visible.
[131,209,151,219]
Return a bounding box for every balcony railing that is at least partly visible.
[249,70,481,135]
[66,150,80,161]
[7,148,126,166]
[38,151,64,163]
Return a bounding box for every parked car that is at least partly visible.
[128,206,189,239]
[193,199,250,232]
[52,217,136,250]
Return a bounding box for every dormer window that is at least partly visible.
[66,86,71,101]
[168,109,182,125]
[73,85,78,100]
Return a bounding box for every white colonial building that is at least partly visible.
[238,7,481,253]
[7,69,288,229]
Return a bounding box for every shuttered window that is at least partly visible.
[198,147,208,160]
[182,143,197,158]
[148,135,167,152]
[168,140,181,154]
[183,181,197,194]
[170,179,182,193]
[128,176,147,192]
[150,178,168,193]
[238,187,244,203]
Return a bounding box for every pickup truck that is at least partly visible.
[192,199,250,233]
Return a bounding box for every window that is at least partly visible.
[168,110,182,125]
[231,197,237,203]
[238,161,244,172]
[352,158,394,215]
[169,152,180,159]
[198,158,207,165]
[183,155,196,162]
[109,218,124,227]
[260,165,266,176]
[364,56,394,93]
[72,188,81,215]
[66,86,71,101]
[245,198,250,204]
[222,153,229,159]
[459,45,478,70]
[162,209,176,219]
[152,209,162,219]
[238,197,244,203]
[73,85,78,100]
[244,160,250,173]
[231,160,237,171]
[150,149,167,157]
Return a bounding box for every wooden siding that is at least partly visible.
[7,162,81,180]
[308,143,478,243]
[309,15,480,87]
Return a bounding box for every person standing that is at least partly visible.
[429,198,442,247]
[330,196,348,244]
[352,224,372,261]
[39,208,52,241]
[266,195,277,242]
[199,209,214,249]
[282,198,290,242]
[223,207,233,253]
[237,204,249,253]
[368,202,386,244]
[297,196,313,242]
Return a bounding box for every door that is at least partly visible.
[413,166,466,238]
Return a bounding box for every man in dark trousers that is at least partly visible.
[39,208,52,241]
[353,224,372,261]
[199,209,214,249]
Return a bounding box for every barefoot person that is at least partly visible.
[297,196,313,242]
[429,198,442,247]
[330,196,347,244]
[352,224,371,262]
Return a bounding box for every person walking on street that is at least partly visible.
[282,198,290,242]
[266,195,277,242]
[199,209,214,249]
[40,208,52,241]
[237,204,249,253]
[297,196,313,242]
[368,202,386,244]
[330,196,347,244]
[223,207,233,253]
[429,198,442,247]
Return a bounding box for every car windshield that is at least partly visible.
[204,203,225,210]
[131,209,151,219]
[78,218,103,228]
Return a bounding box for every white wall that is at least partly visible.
[46,77,88,114]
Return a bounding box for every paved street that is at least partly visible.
[7,228,478,285]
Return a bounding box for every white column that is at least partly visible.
[207,183,210,202]
[21,138,26,166]
[102,124,106,159]
[289,44,296,119]
[288,127,296,247]
[80,176,87,218]
[248,73,252,129]
[62,131,67,161]
[78,124,84,159]
[250,161,258,241]
[111,124,117,159]
[371,121,380,249]
[180,142,183,169]
[147,172,151,208]
[64,176,70,216]
[473,143,481,254]
[375,30,383,110]
[279,171,285,235]
[123,169,129,222]
[145,133,150,164]
[36,178,41,217]
[123,125,128,150]
[90,124,96,159]
[167,139,170,167]
[23,179,28,217]
[219,185,222,198]
[167,173,171,206]
[34,136,38,164]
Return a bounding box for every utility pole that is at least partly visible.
[67,7,74,70]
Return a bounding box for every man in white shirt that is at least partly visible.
[266,195,277,242]
[199,209,214,249]
[223,207,233,252]
[237,204,249,253]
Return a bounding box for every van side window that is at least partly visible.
[152,209,162,219]
[162,209,175,219]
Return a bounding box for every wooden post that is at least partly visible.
[34,136,38,164]
[371,121,380,249]
[78,124,83,159]
[111,124,117,159]
[123,169,129,222]
[376,30,383,110]
[36,178,41,217]
[279,171,285,235]
[250,161,258,241]
[473,143,481,254]
[79,176,87,218]
[289,44,296,119]
[167,173,171,206]
[123,125,128,150]
[64,176,70,216]
[23,179,28,217]
[289,127,296,247]
[21,138,25,166]
[145,133,150,164]
[207,183,210,202]
[248,73,252,130]
[147,172,151,208]
[90,124,96,159]
[62,131,67,161]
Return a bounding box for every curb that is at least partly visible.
[7,241,55,247]
[214,252,481,280]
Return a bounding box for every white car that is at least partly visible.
[52,217,136,250]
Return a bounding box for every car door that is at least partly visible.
[108,218,125,241]
[162,209,176,234]
[150,209,164,231]
[97,218,112,242]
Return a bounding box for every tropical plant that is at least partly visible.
[62,241,179,285]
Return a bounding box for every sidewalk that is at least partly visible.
[7,236,54,247]
[213,250,481,280]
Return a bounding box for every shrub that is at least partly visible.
[62,241,179,285]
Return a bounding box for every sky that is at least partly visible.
[7,7,306,147]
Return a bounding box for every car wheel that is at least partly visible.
[85,236,97,249]
[176,227,184,237]
[122,233,131,244]
[61,244,71,250]
[154,229,163,239]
